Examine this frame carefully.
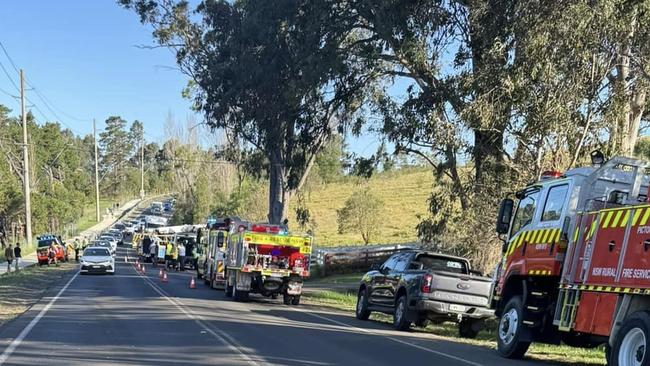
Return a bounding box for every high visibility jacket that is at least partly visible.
[166,243,172,255]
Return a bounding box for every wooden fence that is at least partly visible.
[310,243,418,276]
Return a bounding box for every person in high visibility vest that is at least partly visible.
[165,242,173,270]
[171,244,179,271]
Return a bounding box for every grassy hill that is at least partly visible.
[290,168,432,247]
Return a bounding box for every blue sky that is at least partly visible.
[0,0,383,155]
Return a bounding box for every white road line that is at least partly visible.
[0,271,79,365]
[135,270,262,366]
[294,308,484,366]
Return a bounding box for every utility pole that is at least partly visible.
[93,119,100,222]
[20,70,32,246]
[140,133,144,199]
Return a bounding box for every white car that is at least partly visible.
[94,239,116,255]
[80,247,115,275]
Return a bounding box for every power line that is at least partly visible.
[0,59,19,93]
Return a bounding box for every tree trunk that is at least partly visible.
[267,148,289,225]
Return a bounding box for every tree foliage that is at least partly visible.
[337,189,384,245]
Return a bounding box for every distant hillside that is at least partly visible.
[290,168,432,247]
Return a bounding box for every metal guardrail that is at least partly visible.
[310,243,419,275]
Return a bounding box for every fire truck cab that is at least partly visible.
[493,154,650,364]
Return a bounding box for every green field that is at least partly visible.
[291,168,432,246]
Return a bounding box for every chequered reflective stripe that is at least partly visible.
[506,228,561,256]
[528,269,552,275]
[600,206,650,229]
[561,283,650,295]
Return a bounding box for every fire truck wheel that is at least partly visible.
[233,286,248,302]
[225,281,234,297]
[356,288,371,320]
[497,296,530,359]
[393,295,412,331]
[611,311,650,366]
[291,295,300,306]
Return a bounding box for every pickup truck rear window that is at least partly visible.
[416,255,468,274]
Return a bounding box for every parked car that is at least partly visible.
[356,250,494,338]
[80,247,115,275]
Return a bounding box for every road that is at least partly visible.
[0,246,556,366]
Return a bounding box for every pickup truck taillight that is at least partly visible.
[421,273,433,293]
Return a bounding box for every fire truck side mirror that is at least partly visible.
[496,199,514,234]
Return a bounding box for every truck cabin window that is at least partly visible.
[511,190,540,236]
[541,184,569,222]
[415,255,468,274]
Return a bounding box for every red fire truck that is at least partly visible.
[492,153,650,365]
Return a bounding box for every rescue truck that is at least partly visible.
[492,153,650,365]
[224,223,313,304]
[197,218,237,289]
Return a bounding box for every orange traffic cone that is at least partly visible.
[158,269,163,278]
[189,276,196,289]
[162,271,168,283]
[124,256,128,263]
[141,264,145,273]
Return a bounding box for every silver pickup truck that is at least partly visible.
[355,250,495,338]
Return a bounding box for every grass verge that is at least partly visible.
[0,262,77,328]
[301,290,606,365]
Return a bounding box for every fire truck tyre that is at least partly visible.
[291,295,300,306]
[497,296,530,359]
[225,281,234,297]
[356,288,371,320]
[271,293,278,300]
[233,286,248,302]
[458,318,482,339]
[393,295,412,331]
[611,311,650,366]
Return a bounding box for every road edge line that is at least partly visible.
[0,271,79,365]
[294,308,484,366]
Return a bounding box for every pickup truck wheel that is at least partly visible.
[458,318,481,339]
[497,296,530,359]
[283,293,292,305]
[356,289,371,320]
[611,311,650,366]
[393,295,411,331]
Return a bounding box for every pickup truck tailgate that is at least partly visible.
[425,271,492,307]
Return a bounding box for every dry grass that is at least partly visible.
[0,263,77,327]
[291,168,432,246]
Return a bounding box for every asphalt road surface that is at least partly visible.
[0,247,558,366]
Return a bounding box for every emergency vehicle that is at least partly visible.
[492,153,650,365]
[224,223,313,304]
[36,234,67,265]
[197,218,236,289]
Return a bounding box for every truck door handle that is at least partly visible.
[608,241,616,252]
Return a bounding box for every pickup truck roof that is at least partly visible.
[408,250,471,264]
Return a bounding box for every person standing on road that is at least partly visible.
[178,241,186,271]
[5,244,14,273]
[171,244,179,271]
[149,240,157,268]
[165,241,173,270]
[13,243,21,271]
[74,239,80,262]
